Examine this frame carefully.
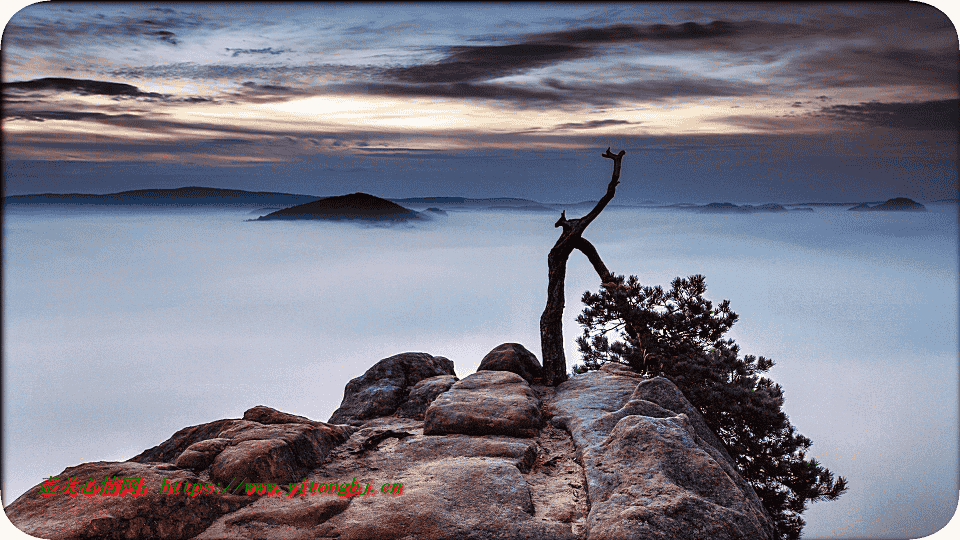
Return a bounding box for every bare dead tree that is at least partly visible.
[540,148,625,386]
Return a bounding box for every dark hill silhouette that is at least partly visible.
[668,202,811,213]
[3,187,319,208]
[848,197,927,212]
[258,192,424,222]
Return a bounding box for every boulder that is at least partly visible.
[423,371,544,438]
[206,419,355,486]
[477,342,544,383]
[136,406,355,486]
[396,374,458,420]
[328,352,456,425]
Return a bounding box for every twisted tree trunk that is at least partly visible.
[540,148,625,385]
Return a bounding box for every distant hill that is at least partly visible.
[258,192,424,222]
[667,202,814,214]
[848,198,927,212]
[3,187,320,208]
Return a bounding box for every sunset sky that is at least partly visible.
[2,2,957,202]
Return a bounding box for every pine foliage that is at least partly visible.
[575,273,847,540]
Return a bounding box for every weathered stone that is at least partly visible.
[396,374,458,420]
[630,376,737,467]
[193,496,351,539]
[423,371,543,438]
[326,457,576,540]
[207,418,355,486]
[175,438,231,471]
[477,342,544,383]
[546,362,644,437]
[551,368,778,540]
[585,414,777,540]
[329,352,456,425]
[3,461,255,540]
[242,405,324,426]
[396,434,537,473]
[130,419,242,464]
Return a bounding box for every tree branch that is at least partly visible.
[574,237,612,283]
[578,147,625,229]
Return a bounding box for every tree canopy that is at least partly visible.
[575,273,847,540]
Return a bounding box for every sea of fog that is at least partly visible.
[3,204,958,539]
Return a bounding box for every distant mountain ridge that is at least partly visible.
[667,202,815,213]
[4,187,940,214]
[3,186,320,208]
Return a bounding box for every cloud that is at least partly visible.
[814,99,959,131]
[2,77,218,105]
[2,78,164,98]
[533,20,737,44]
[384,21,739,86]
[225,47,290,58]
[778,46,958,91]
[554,119,637,130]
[384,43,590,84]
[3,111,141,122]
[4,7,203,50]
[109,62,375,85]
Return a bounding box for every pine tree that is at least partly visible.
[575,273,847,540]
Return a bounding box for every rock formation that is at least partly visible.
[477,342,544,384]
[5,344,778,540]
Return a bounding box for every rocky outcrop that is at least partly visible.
[549,364,777,540]
[477,342,544,383]
[328,352,456,425]
[5,407,355,540]
[6,346,777,540]
[423,371,544,438]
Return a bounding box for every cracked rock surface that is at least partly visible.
[6,344,776,540]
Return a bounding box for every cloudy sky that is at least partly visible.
[2,3,957,202]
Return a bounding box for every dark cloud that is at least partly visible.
[554,119,637,130]
[152,30,179,45]
[241,81,295,92]
[384,21,739,86]
[345,20,420,35]
[3,111,141,122]
[343,81,565,104]
[229,81,309,103]
[534,20,737,44]
[385,43,590,84]
[225,47,290,58]
[2,77,217,104]
[2,78,164,98]
[814,99,959,131]
[779,47,958,91]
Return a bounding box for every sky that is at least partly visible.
[1,2,957,203]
